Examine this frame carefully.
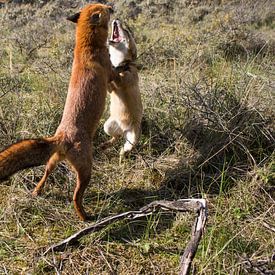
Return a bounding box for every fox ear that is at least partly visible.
[107,6,114,14]
[67,12,80,23]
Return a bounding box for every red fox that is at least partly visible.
[0,4,114,221]
[102,19,143,163]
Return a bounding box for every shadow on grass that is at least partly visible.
[142,82,275,196]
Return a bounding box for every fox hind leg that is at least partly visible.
[101,119,123,150]
[32,152,62,196]
[119,129,138,164]
[67,146,92,221]
[104,118,123,137]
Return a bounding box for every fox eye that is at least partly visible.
[108,6,114,14]
[90,13,101,25]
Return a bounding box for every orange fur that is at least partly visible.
[0,4,114,221]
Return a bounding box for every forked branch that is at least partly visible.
[44,199,207,275]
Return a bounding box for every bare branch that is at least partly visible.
[43,199,208,274]
[179,200,207,275]
[262,221,275,233]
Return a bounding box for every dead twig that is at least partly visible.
[262,221,275,233]
[98,247,116,275]
[180,199,207,275]
[241,252,275,275]
[44,199,207,275]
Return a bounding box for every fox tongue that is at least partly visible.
[112,25,120,42]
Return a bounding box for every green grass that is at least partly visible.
[0,0,274,274]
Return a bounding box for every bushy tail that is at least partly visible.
[0,137,59,181]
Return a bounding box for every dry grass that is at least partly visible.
[0,0,274,274]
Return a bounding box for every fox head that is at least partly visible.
[67,4,114,47]
[67,4,114,28]
[109,19,137,67]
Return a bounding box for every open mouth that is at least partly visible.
[111,21,122,43]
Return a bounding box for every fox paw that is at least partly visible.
[31,189,40,197]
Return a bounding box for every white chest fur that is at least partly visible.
[109,44,128,67]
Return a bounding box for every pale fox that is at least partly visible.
[102,19,143,162]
